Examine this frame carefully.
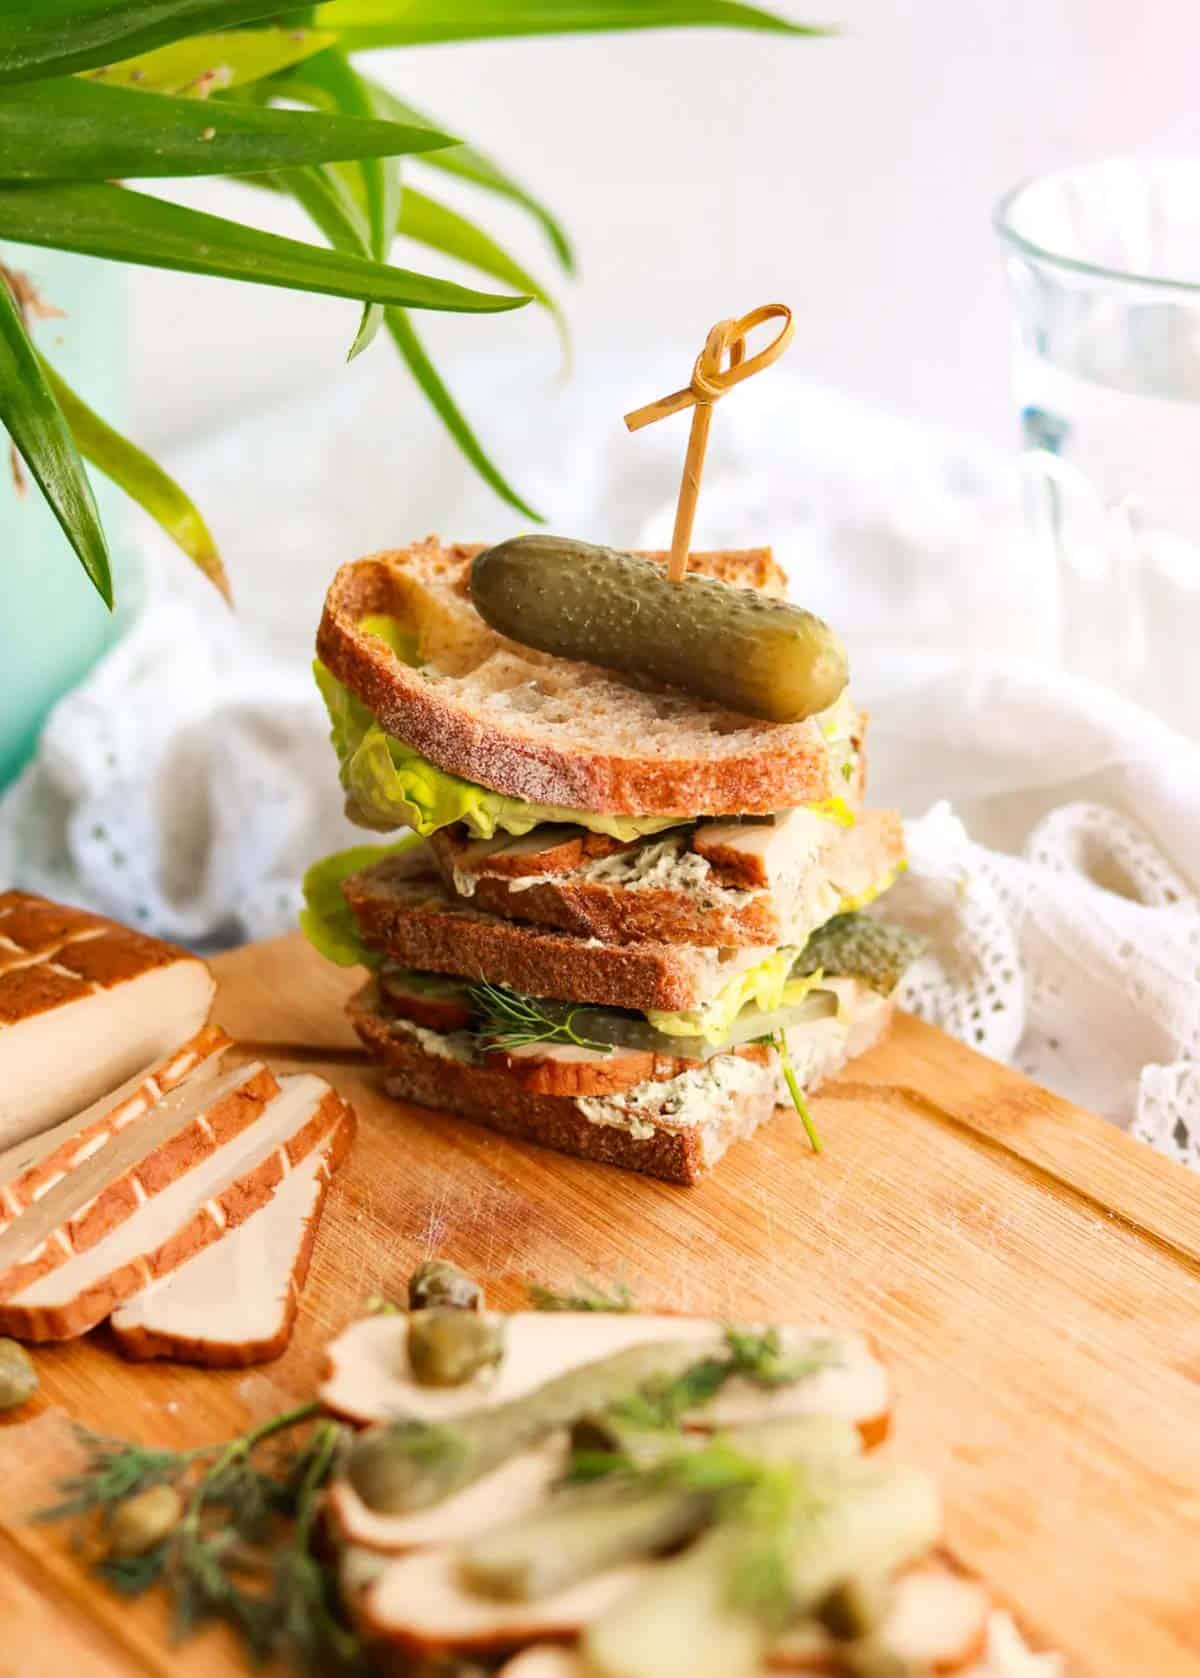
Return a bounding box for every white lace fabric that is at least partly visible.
[2,365,1198,1168]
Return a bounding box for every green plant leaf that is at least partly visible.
[281,158,383,353]
[0,183,531,313]
[0,275,111,605]
[283,48,400,359]
[41,356,230,602]
[84,27,336,95]
[367,82,574,274]
[0,75,458,182]
[0,0,296,85]
[397,186,566,357]
[277,157,540,518]
[316,0,826,47]
[386,309,542,521]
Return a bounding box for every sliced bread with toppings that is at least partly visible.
[347,974,894,1184]
[429,808,905,948]
[316,539,862,819]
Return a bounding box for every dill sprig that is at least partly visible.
[774,1029,822,1153]
[604,1328,840,1435]
[41,1404,367,1676]
[528,1278,635,1313]
[468,980,615,1055]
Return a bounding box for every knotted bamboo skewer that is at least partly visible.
[624,302,795,582]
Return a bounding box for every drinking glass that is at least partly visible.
[995,157,1200,735]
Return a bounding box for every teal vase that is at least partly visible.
[0,249,136,788]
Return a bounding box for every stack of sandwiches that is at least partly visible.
[305,537,918,1184]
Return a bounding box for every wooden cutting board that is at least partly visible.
[3,930,1200,1678]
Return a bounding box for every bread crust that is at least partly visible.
[349,987,896,1186]
[343,855,730,1013]
[316,538,858,817]
[429,810,905,948]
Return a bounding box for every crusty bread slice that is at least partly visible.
[348,979,895,1185]
[0,1075,351,1342]
[316,538,860,818]
[109,1103,354,1367]
[429,809,906,948]
[344,851,761,1014]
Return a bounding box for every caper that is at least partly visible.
[471,536,848,724]
[817,1573,893,1640]
[407,1309,505,1388]
[407,1258,483,1313]
[107,1483,184,1557]
[0,1339,37,1410]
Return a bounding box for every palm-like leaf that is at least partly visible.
[279,161,541,519]
[0,276,111,604]
[397,185,567,355]
[0,74,456,181]
[0,182,529,312]
[368,82,575,273]
[84,26,336,93]
[42,357,230,602]
[316,0,826,46]
[0,1,293,85]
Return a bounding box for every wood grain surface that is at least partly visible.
[2,931,1199,1677]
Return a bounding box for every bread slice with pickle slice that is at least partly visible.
[316,538,862,819]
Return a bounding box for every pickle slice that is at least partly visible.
[470,537,848,724]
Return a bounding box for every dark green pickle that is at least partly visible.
[471,536,848,723]
[408,1258,484,1313]
[407,1309,506,1388]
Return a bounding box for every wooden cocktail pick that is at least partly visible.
[623,302,795,582]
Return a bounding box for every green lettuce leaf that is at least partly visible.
[314,655,680,842]
[299,835,420,966]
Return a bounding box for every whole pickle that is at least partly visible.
[471,536,848,724]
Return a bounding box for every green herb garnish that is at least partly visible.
[528,1278,635,1313]
[774,1029,823,1153]
[41,1405,366,1675]
[469,980,615,1056]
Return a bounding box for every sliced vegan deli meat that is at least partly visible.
[0,891,215,1150]
[109,1103,354,1368]
[0,1074,351,1342]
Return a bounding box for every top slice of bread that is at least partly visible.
[316,537,859,819]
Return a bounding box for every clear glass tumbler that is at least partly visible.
[995,157,1200,735]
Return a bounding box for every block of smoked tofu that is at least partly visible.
[0,891,215,1150]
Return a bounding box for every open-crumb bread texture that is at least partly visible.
[348,980,895,1185]
[316,538,860,818]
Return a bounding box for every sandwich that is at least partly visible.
[303,536,919,1184]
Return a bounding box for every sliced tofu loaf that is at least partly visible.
[0,1055,278,1303]
[110,1103,354,1367]
[320,1311,890,1439]
[0,891,215,1150]
[0,1073,352,1341]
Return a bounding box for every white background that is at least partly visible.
[129,0,1199,455]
